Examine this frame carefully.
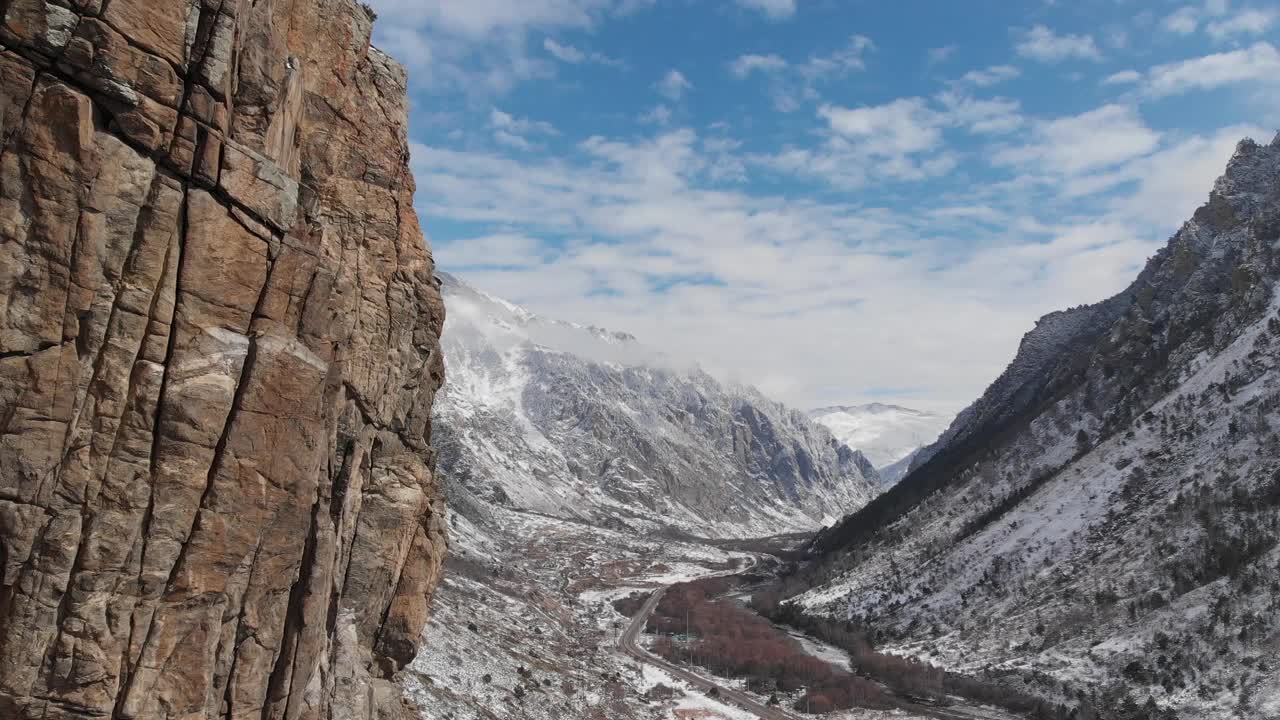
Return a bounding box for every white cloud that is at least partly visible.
[366,0,645,93]
[992,104,1159,175]
[1102,69,1142,85]
[543,37,623,66]
[373,0,607,38]
[1162,6,1201,34]
[959,64,1021,87]
[493,130,533,149]
[392,0,1276,414]
[735,0,796,20]
[411,117,1247,411]
[436,233,549,269]
[801,35,874,78]
[1206,9,1277,40]
[729,53,788,78]
[1144,42,1280,97]
[1015,25,1102,62]
[543,37,586,62]
[935,92,1024,134]
[927,45,957,65]
[759,98,958,188]
[656,69,693,100]
[727,36,873,111]
[490,108,557,134]
[765,90,1023,189]
[489,108,558,149]
[1159,2,1270,39]
[820,99,942,155]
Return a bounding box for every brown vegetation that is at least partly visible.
[644,578,894,713]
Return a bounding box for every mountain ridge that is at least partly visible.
[792,134,1280,719]
[435,272,879,539]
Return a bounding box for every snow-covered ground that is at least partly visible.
[404,505,765,720]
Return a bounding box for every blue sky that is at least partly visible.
[367,0,1278,412]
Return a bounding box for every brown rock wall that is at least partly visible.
[0,0,447,717]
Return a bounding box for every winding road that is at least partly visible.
[618,586,801,720]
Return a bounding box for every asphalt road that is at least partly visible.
[617,587,802,720]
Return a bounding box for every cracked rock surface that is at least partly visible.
[0,0,447,718]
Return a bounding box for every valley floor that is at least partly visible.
[400,507,955,720]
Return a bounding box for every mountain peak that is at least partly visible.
[1210,132,1280,206]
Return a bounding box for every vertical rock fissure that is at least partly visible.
[218,526,266,720]
[263,495,322,720]
[112,181,191,719]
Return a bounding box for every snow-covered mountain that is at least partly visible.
[406,275,880,720]
[809,403,952,483]
[793,135,1280,719]
[434,273,878,539]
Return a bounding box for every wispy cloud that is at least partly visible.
[1143,42,1280,97]
[381,0,1280,412]
[958,64,1021,87]
[1015,25,1102,62]
[820,99,942,155]
[656,69,693,100]
[1206,9,1277,41]
[489,108,558,150]
[366,0,642,93]
[413,115,1260,410]
[543,37,624,66]
[729,53,789,78]
[1161,6,1201,35]
[727,36,874,111]
[991,104,1159,175]
[735,0,796,20]
[1101,69,1141,85]
[927,45,957,66]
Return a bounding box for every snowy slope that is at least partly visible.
[435,273,878,539]
[405,276,881,719]
[809,403,952,476]
[794,135,1280,719]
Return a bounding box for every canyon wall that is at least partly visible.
[0,0,447,717]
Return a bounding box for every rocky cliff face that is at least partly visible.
[0,1,446,718]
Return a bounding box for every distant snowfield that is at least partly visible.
[809,403,953,469]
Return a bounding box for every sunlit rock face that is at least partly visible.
[0,1,447,717]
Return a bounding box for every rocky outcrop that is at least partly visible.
[0,0,447,718]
